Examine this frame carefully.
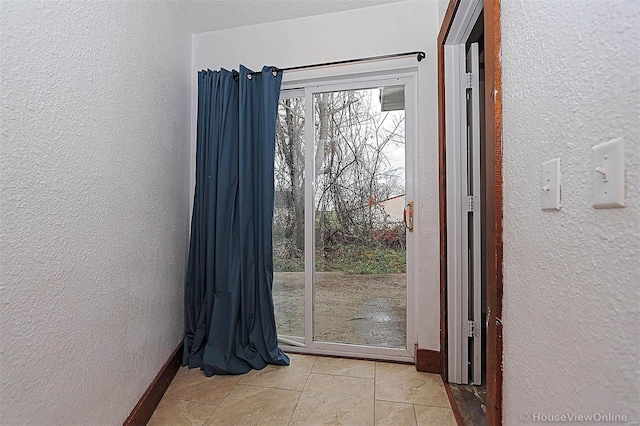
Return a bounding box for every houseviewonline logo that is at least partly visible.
[519,411,633,423]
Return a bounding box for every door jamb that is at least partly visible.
[438,0,503,425]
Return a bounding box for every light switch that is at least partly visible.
[541,158,561,211]
[593,137,625,209]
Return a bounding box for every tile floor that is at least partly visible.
[148,353,456,426]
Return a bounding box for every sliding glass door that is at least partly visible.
[273,74,416,361]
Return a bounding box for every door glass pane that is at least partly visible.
[273,96,305,339]
[313,87,406,348]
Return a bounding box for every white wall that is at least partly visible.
[501,0,640,422]
[438,0,449,26]
[0,1,191,424]
[191,0,442,351]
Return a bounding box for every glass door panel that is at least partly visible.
[312,87,407,349]
[273,95,305,341]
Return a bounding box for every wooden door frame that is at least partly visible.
[438,0,503,425]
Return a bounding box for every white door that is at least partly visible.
[465,42,482,386]
[446,42,482,384]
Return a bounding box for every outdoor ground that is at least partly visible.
[273,272,406,348]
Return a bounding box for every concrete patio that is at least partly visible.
[273,272,407,348]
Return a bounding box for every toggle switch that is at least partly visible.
[541,158,561,211]
[593,137,625,209]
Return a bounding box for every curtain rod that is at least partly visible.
[277,51,426,73]
[234,51,426,80]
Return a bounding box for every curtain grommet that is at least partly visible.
[247,74,252,80]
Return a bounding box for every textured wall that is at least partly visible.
[0,1,191,424]
[501,0,640,422]
[191,0,442,351]
[438,0,449,26]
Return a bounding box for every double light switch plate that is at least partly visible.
[541,137,625,211]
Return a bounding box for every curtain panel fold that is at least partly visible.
[184,65,290,376]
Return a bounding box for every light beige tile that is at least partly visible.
[312,356,375,379]
[238,353,315,391]
[205,385,300,426]
[375,362,450,407]
[375,400,416,426]
[414,405,457,426]
[148,397,216,426]
[289,373,374,425]
[164,366,242,405]
[203,384,300,426]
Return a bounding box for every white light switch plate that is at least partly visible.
[541,158,561,211]
[593,137,625,209]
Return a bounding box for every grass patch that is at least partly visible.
[274,243,405,274]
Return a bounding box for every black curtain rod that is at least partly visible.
[278,51,426,73]
[234,51,426,80]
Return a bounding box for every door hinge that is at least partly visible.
[466,320,478,338]
[464,72,475,89]
[466,195,479,212]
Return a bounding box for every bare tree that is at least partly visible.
[314,89,405,243]
[275,98,305,252]
[274,88,405,266]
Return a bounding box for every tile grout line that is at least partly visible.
[235,382,303,392]
[199,402,219,426]
[288,355,317,426]
[374,396,452,409]
[163,395,220,405]
[304,370,374,380]
[198,377,243,424]
[412,402,454,409]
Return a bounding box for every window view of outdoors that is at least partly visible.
[273,87,407,349]
[273,96,305,339]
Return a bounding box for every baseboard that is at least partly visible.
[123,340,184,426]
[444,382,464,426]
[414,344,442,374]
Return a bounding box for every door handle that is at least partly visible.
[403,201,414,232]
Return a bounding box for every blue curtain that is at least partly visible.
[183,65,290,376]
